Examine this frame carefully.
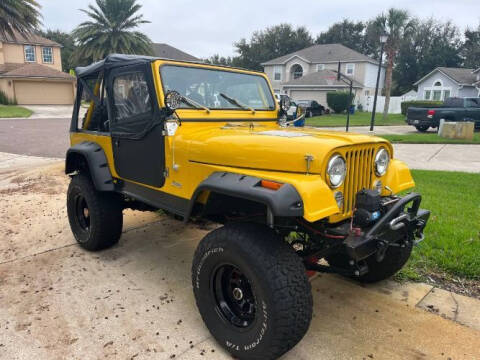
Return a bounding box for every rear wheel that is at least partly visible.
[192,223,312,360]
[67,174,123,251]
[415,125,429,132]
[307,110,313,118]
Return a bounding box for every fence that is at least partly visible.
[362,94,417,114]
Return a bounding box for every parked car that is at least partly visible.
[406,97,480,132]
[296,100,326,117]
[66,54,429,360]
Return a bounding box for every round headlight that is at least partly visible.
[327,155,346,188]
[375,148,390,176]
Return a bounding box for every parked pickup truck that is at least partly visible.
[406,97,480,132]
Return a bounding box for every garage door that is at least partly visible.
[289,90,328,108]
[14,81,74,105]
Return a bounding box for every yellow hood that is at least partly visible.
[186,123,391,174]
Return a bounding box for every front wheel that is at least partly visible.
[327,241,413,283]
[67,174,123,251]
[192,223,312,360]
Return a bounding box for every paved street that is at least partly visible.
[1,156,479,360]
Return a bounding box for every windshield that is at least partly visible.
[160,65,275,111]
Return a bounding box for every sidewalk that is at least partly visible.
[393,143,480,173]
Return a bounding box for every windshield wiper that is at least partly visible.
[220,93,255,114]
[180,95,210,113]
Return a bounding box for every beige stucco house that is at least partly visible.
[0,31,75,105]
[262,44,385,109]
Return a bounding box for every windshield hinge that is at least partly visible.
[164,168,169,178]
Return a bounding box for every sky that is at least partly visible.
[38,0,480,59]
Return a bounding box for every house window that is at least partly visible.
[316,64,325,71]
[432,90,442,101]
[443,90,451,99]
[424,90,431,100]
[291,64,303,79]
[42,47,53,63]
[24,45,35,62]
[365,90,370,96]
[346,63,355,76]
[274,66,281,81]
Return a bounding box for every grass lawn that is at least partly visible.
[398,170,480,281]
[0,105,33,118]
[306,112,406,127]
[381,132,480,144]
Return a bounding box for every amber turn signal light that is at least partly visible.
[260,180,283,191]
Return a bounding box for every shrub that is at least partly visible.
[401,100,442,115]
[0,90,17,105]
[327,92,354,113]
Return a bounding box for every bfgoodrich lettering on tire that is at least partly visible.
[191,223,312,360]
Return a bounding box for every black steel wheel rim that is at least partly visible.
[212,264,256,328]
[74,194,90,234]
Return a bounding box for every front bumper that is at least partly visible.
[343,193,430,261]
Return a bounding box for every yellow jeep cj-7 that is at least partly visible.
[66,54,430,360]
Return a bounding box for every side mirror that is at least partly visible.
[279,96,291,113]
[164,90,182,114]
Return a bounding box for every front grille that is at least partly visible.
[342,145,376,215]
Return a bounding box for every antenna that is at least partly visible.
[337,61,341,81]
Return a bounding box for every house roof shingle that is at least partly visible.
[0,31,60,47]
[0,63,74,80]
[282,69,363,88]
[151,43,199,62]
[414,67,477,86]
[261,43,378,66]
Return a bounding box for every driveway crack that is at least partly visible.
[427,144,447,161]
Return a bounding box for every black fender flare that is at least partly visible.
[185,172,304,220]
[65,141,114,191]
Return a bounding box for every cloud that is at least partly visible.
[38,0,480,58]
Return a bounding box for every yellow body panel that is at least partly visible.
[71,60,415,224]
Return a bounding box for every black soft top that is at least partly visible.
[75,54,159,78]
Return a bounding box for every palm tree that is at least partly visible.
[0,0,42,38]
[371,9,415,121]
[72,0,153,63]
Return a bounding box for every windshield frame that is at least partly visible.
[158,63,277,113]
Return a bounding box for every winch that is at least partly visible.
[353,189,382,228]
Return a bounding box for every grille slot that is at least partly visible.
[343,146,376,215]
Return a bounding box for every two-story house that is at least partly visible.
[414,67,480,101]
[0,31,75,105]
[261,43,385,109]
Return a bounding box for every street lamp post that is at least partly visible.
[369,34,388,132]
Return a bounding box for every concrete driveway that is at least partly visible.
[1,156,480,359]
[22,105,87,119]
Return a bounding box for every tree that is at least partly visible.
[316,19,373,56]
[232,24,314,71]
[0,0,42,38]
[39,29,77,72]
[204,54,234,67]
[72,0,153,64]
[393,19,462,95]
[369,9,415,120]
[461,24,480,69]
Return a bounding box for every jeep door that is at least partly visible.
[108,64,166,188]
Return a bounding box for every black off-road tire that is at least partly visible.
[327,241,413,283]
[67,174,123,251]
[192,223,312,360]
[415,125,429,132]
